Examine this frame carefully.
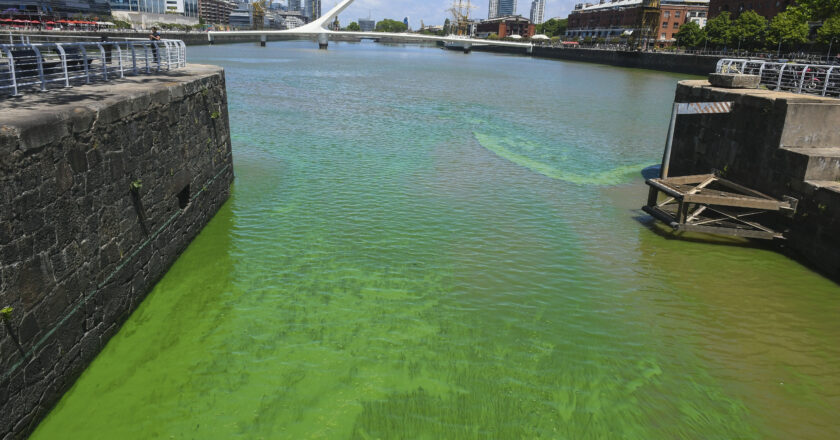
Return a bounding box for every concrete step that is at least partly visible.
[779,147,840,182]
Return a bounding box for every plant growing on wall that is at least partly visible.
[130,180,143,192]
[1,306,25,356]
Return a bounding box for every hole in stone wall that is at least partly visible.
[178,185,190,209]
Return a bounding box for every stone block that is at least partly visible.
[708,73,761,89]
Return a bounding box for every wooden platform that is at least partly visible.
[643,174,798,240]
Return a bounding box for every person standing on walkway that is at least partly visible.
[149,27,161,65]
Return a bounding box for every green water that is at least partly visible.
[32,42,840,439]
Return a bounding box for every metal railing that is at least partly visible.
[716,58,840,98]
[0,39,187,97]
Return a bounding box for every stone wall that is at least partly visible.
[669,80,840,279]
[473,45,721,75]
[0,64,234,438]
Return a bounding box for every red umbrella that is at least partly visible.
[45,21,56,24]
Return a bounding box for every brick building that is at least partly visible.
[566,0,709,47]
[476,15,536,38]
[707,0,790,19]
[658,1,709,45]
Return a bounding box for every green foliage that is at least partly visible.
[817,15,840,43]
[705,11,734,47]
[211,110,221,119]
[768,11,809,45]
[674,21,706,48]
[487,33,499,40]
[536,18,568,37]
[375,18,407,33]
[346,21,360,31]
[789,0,840,21]
[130,180,143,192]
[112,19,132,30]
[733,10,768,49]
[0,306,12,321]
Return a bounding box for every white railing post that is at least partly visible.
[777,64,786,91]
[115,42,124,78]
[2,47,19,96]
[30,44,47,92]
[824,66,835,96]
[95,42,107,81]
[55,43,71,88]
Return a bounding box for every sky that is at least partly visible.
[315,0,578,27]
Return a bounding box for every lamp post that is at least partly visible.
[737,36,742,54]
[777,38,783,59]
[829,37,836,62]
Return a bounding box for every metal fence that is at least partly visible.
[716,58,840,98]
[0,39,187,97]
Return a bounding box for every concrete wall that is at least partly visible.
[0,64,234,439]
[112,11,201,27]
[473,45,722,76]
[669,80,840,279]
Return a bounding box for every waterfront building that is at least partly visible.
[39,0,111,17]
[530,0,545,24]
[488,0,517,19]
[476,14,534,38]
[228,2,251,28]
[707,0,788,19]
[109,0,166,14]
[198,0,236,24]
[164,0,199,17]
[303,0,320,20]
[288,0,300,12]
[565,0,708,47]
[359,17,375,31]
[279,10,306,28]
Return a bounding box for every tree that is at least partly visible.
[443,18,451,35]
[767,10,809,46]
[536,18,568,37]
[789,0,840,21]
[705,11,734,47]
[817,15,840,44]
[375,18,408,33]
[732,10,767,50]
[346,21,360,31]
[674,21,706,48]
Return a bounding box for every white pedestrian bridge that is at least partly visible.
[207,0,534,52]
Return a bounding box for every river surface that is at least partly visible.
[32,41,840,439]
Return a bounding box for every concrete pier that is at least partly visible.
[0,64,234,438]
[668,81,840,278]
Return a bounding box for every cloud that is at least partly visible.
[317,0,578,26]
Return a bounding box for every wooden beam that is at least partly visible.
[683,194,785,211]
[678,224,782,240]
[714,177,777,200]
